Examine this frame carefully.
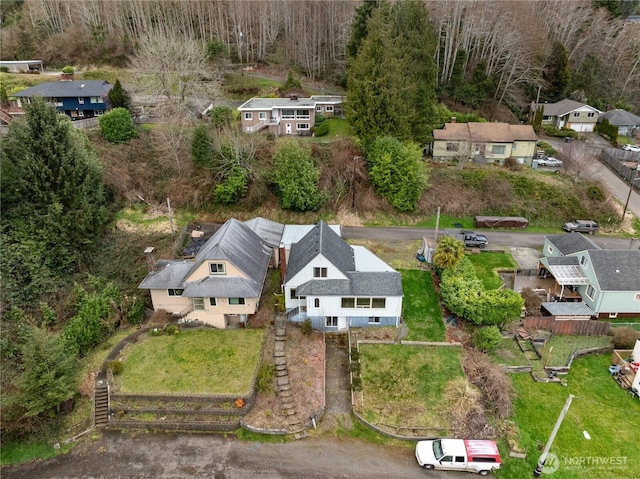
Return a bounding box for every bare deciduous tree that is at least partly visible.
[559,140,597,183]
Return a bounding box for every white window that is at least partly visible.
[368,317,380,324]
[325,316,338,327]
[296,109,310,119]
[229,297,245,305]
[314,298,320,308]
[282,109,295,119]
[244,112,252,120]
[209,298,217,306]
[547,245,554,254]
[209,263,225,275]
[96,110,103,116]
[372,298,386,308]
[193,298,205,310]
[90,96,101,103]
[297,123,310,130]
[168,289,184,296]
[586,285,595,300]
[580,256,588,267]
[316,106,322,112]
[512,143,517,151]
[573,112,580,117]
[587,112,595,118]
[609,312,618,318]
[543,115,552,121]
[634,293,640,301]
[341,297,355,308]
[492,145,506,155]
[290,288,297,299]
[356,298,371,309]
[259,112,266,120]
[77,111,84,117]
[313,267,327,278]
[326,106,333,112]
[78,97,85,104]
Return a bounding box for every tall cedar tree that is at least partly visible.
[347,0,437,145]
[346,0,384,62]
[107,78,130,110]
[0,98,108,306]
[542,42,572,103]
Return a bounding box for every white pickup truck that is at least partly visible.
[415,438,501,476]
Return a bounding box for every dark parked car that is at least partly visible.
[562,220,598,234]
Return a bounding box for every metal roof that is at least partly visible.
[138,260,193,289]
[541,302,596,316]
[244,217,284,248]
[309,95,344,104]
[352,245,395,272]
[182,276,261,298]
[13,80,112,98]
[280,224,341,247]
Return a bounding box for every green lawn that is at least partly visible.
[0,441,73,466]
[466,251,518,289]
[118,329,264,394]
[489,338,529,367]
[357,344,464,432]
[540,335,612,368]
[400,269,446,341]
[499,354,640,479]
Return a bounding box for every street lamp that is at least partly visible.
[533,394,590,477]
[621,165,640,223]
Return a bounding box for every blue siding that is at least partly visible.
[288,313,397,331]
[59,97,109,118]
[349,316,397,328]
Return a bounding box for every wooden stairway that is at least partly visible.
[94,380,109,427]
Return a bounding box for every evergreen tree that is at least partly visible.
[107,79,130,110]
[346,0,437,145]
[346,0,384,61]
[0,84,9,106]
[542,42,572,102]
[98,107,136,143]
[191,123,213,168]
[273,141,325,211]
[0,98,108,306]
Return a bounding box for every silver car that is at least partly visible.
[538,157,563,167]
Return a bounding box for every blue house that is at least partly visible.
[283,221,403,331]
[539,234,640,319]
[13,79,113,120]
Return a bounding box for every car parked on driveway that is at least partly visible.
[538,157,563,167]
[621,144,640,153]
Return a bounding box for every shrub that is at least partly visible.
[282,70,302,90]
[350,350,360,361]
[0,66,9,73]
[472,326,503,353]
[504,157,519,170]
[208,106,234,128]
[301,318,313,336]
[520,287,542,315]
[351,377,362,391]
[215,166,248,204]
[107,360,124,375]
[314,122,329,137]
[163,324,180,335]
[62,66,74,74]
[536,141,556,156]
[256,364,275,393]
[542,124,578,139]
[99,107,136,143]
[613,327,640,349]
[464,349,514,419]
[315,113,326,125]
[126,296,146,325]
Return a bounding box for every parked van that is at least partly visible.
[562,219,599,234]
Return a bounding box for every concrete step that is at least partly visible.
[277,376,289,386]
[275,357,287,366]
[275,342,285,352]
[274,351,286,357]
[276,370,288,377]
[276,328,286,337]
[278,390,293,398]
[275,364,287,371]
[294,432,309,440]
[277,384,291,392]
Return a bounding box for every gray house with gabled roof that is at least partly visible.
[139,218,271,328]
[597,109,640,137]
[539,234,640,318]
[283,221,403,331]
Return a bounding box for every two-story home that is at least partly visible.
[237,95,343,136]
[284,221,403,331]
[432,121,537,165]
[139,218,271,328]
[532,99,601,133]
[538,234,640,319]
[12,77,112,120]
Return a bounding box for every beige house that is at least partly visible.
[139,219,271,329]
[432,121,537,165]
[532,99,601,133]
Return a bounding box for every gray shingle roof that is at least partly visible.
[191,218,271,280]
[547,256,580,266]
[535,99,600,116]
[597,109,640,127]
[296,272,402,297]
[13,80,112,98]
[285,221,355,282]
[588,250,640,291]
[244,217,284,248]
[541,302,595,316]
[546,234,600,255]
[138,260,193,289]
[433,122,536,142]
[182,276,261,298]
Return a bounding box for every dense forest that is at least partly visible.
[0,0,636,449]
[1,0,639,114]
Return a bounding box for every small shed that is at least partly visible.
[474,216,529,229]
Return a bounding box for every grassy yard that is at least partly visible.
[489,338,530,367]
[540,335,612,368]
[400,269,446,341]
[466,251,518,289]
[498,354,640,479]
[357,344,464,433]
[118,329,264,395]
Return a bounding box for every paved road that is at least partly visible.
[1,431,473,479]
[343,227,637,250]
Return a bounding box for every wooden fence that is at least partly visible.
[600,148,640,192]
[523,317,610,336]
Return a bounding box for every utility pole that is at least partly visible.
[167,197,175,240]
[533,394,575,477]
[621,166,639,223]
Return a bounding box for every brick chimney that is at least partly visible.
[450,117,457,123]
[144,247,157,272]
[61,72,74,81]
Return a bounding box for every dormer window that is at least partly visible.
[313,267,327,278]
[210,263,225,275]
[168,289,183,296]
